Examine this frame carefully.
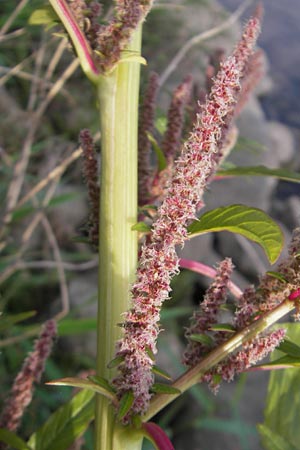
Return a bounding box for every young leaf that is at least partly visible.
[47,377,116,403]
[117,391,135,421]
[188,204,283,264]
[147,133,167,171]
[151,384,181,395]
[254,355,300,370]
[28,6,59,28]
[28,389,94,450]
[217,165,300,183]
[258,323,300,450]
[131,222,151,232]
[189,333,215,346]
[142,422,175,450]
[0,311,36,332]
[266,271,288,283]
[107,355,124,369]
[152,365,172,381]
[0,429,31,450]
[209,324,236,333]
[88,375,116,394]
[276,339,300,358]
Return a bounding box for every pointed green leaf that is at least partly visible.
[258,424,298,450]
[146,347,156,361]
[188,204,283,264]
[47,377,116,402]
[152,365,172,381]
[277,339,300,358]
[28,389,94,450]
[87,375,116,394]
[28,6,59,28]
[151,383,181,395]
[0,429,31,450]
[217,165,300,183]
[255,355,300,370]
[266,271,288,283]
[107,355,124,369]
[209,323,236,333]
[0,311,36,332]
[131,222,151,232]
[189,333,215,346]
[117,391,135,421]
[147,133,167,171]
[258,323,300,450]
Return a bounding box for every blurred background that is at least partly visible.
[0,1,299,449]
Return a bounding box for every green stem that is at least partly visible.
[94,26,142,450]
[144,300,295,422]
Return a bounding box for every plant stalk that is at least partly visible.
[94,26,142,450]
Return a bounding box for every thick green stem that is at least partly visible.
[94,27,142,450]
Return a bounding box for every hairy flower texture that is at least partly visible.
[0,320,56,436]
[80,129,99,247]
[94,0,153,73]
[235,227,300,328]
[138,72,159,206]
[183,258,234,367]
[112,13,261,420]
[235,49,265,116]
[204,328,286,393]
[151,75,193,203]
[67,0,102,47]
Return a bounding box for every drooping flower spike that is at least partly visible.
[112,10,262,420]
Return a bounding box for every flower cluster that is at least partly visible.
[79,129,99,247]
[0,320,56,438]
[112,12,262,420]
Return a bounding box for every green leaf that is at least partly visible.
[28,389,94,450]
[0,429,31,450]
[28,6,59,28]
[209,323,236,333]
[131,222,151,232]
[0,311,36,332]
[256,355,300,370]
[47,377,116,402]
[58,318,97,336]
[266,271,288,283]
[258,424,298,450]
[151,383,181,395]
[117,391,134,421]
[258,323,300,450]
[189,333,215,346]
[107,355,124,369]
[87,375,116,394]
[277,339,300,358]
[188,204,283,264]
[217,165,300,183]
[152,365,172,381]
[147,133,167,171]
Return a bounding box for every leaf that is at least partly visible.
[28,6,59,29]
[254,355,300,370]
[87,375,116,394]
[117,391,134,421]
[258,424,298,450]
[107,355,124,369]
[258,323,300,450]
[150,383,181,395]
[0,311,36,332]
[209,323,236,333]
[277,339,300,358]
[152,365,172,381]
[47,377,116,402]
[0,429,31,450]
[147,133,167,171]
[143,422,175,450]
[131,222,151,232]
[58,318,97,336]
[28,389,94,450]
[188,204,283,264]
[217,165,300,183]
[189,333,215,346]
[266,271,288,283]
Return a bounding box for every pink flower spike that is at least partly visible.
[180,258,242,298]
[143,422,175,450]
